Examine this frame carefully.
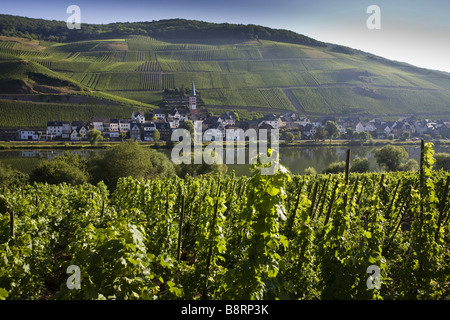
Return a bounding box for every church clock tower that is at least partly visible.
[189,81,197,112]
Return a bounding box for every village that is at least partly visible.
[3,82,450,143]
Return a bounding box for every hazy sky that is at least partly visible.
[2,0,450,72]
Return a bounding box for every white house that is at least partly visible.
[92,117,109,132]
[204,128,225,142]
[119,119,131,133]
[143,123,156,141]
[258,114,282,129]
[168,118,180,129]
[47,121,63,137]
[62,122,71,140]
[19,129,41,141]
[355,122,376,133]
[108,119,120,139]
[153,109,166,120]
[225,127,244,141]
[295,117,311,127]
[131,112,145,124]
[70,130,80,141]
[130,123,142,141]
[302,124,317,138]
[70,126,89,141]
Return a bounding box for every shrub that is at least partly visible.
[350,157,370,173]
[322,161,346,174]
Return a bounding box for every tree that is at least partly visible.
[86,129,103,146]
[399,159,419,171]
[322,161,346,174]
[152,129,160,142]
[358,131,372,142]
[313,125,325,141]
[303,167,317,175]
[350,157,370,173]
[345,127,354,140]
[285,132,295,144]
[434,153,450,171]
[400,131,410,141]
[0,162,28,187]
[325,121,340,143]
[179,120,195,143]
[175,152,228,178]
[374,145,408,172]
[179,120,194,135]
[29,152,89,185]
[88,141,176,190]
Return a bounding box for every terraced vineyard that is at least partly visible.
[2,18,450,123]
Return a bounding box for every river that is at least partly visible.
[1,143,449,177]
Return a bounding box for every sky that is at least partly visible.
[1,0,450,73]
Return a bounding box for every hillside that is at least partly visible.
[1,15,450,127]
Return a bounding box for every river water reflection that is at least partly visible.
[1,144,449,177]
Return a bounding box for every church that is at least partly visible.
[189,81,197,112]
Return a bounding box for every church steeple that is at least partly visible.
[190,81,196,97]
[189,81,197,112]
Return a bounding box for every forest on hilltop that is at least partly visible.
[0,14,326,46]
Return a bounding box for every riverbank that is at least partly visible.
[1,138,449,150]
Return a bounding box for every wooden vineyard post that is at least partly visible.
[176,194,185,262]
[203,185,222,299]
[345,149,351,185]
[436,176,450,241]
[419,140,425,191]
[343,149,351,213]
[10,210,14,239]
[324,180,339,226]
[419,140,425,237]
[309,179,319,217]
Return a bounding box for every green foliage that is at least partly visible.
[152,129,160,142]
[303,167,317,176]
[0,100,146,129]
[399,159,419,172]
[219,152,291,299]
[324,121,340,143]
[0,15,326,47]
[351,157,370,173]
[434,153,450,171]
[86,129,103,146]
[374,145,409,171]
[2,15,450,125]
[88,141,176,189]
[284,132,295,144]
[0,162,28,187]
[1,141,450,301]
[392,143,449,298]
[322,161,346,174]
[29,152,89,185]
